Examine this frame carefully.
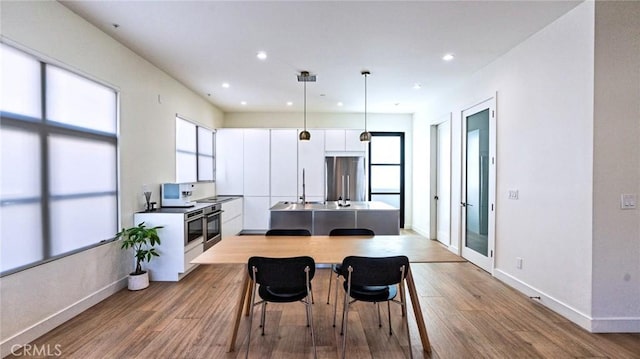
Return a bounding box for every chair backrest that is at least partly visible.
[265,229,311,236]
[341,255,409,286]
[248,256,316,287]
[329,228,375,236]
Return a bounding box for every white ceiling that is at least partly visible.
[61,1,581,114]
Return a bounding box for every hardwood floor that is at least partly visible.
[11,257,640,358]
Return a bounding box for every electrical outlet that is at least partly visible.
[516,257,523,269]
[621,194,637,209]
[508,190,519,200]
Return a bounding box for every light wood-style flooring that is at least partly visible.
[11,249,640,358]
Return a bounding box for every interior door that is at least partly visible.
[461,98,496,272]
[436,120,451,246]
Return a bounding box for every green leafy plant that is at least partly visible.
[115,222,163,275]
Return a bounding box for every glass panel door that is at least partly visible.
[461,98,495,272]
[369,132,404,228]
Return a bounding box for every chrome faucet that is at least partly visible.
[300,168,306,204]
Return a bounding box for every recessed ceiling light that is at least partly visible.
[286,101,293,106]
[256,51,267,60]
[413,83,422,90]
[337,102,343,107]
[443,53,455,61]
[222,82,230,88]
[240,101,247,105]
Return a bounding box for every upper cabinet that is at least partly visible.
[215,129,244,195]
[325,129,366,152]
[271,129,298,197]
[243,129,270,196]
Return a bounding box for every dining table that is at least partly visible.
[192,234,464,354]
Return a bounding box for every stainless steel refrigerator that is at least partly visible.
[325,156,366,202]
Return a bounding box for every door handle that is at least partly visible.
[434,195,439,200]
[460,202,466,207]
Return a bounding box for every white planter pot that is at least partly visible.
[128,271,149,291]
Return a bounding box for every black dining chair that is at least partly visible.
[326,228,375,326]
[339,255,412,359]
[265,228,311,236]
[246,256,317,359]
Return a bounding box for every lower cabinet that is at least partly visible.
[222,198,243,238]
[133,211,202,282]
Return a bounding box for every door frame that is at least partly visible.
[459,96,496,273]
[430,114,453,248]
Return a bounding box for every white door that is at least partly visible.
[436,120,451,246]
[461,98,496,272]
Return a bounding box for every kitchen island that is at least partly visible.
[269,201,400,235]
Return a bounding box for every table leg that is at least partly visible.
[227,273,250,352]
[405,266,432,354]
[244,278,253,316]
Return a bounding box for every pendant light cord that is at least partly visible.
[364,72,367,131]
[304,80,307,131]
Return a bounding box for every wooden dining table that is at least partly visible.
[192,234,463,353]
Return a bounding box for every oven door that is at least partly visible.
[185,213,204,246]
[204,210,222,250]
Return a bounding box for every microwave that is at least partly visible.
[161,183,195,208]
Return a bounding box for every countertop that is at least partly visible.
[138,196,242,214]
[269,200,398,211]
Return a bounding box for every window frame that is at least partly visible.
[175,115,215,183]
[0,43,120,276]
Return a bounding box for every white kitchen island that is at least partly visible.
[269,201,400,235]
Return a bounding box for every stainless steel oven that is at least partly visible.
[203,203,223,250]
[184,208,205,246]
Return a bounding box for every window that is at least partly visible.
[0,43,118,275]
[368,132,405,227]
[175,116,215,183]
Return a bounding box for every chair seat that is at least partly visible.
[343,283,397,302]
[259,285,310,303]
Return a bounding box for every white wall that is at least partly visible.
[224,112,414,228]
[413,2,596,326]
[0,1,223,355]
[591,1,640,331]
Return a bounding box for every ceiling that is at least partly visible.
[61,1,581,114]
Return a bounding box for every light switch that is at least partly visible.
[620,194,637,209]
[508,190,519,200]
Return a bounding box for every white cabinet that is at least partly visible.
[325,129,367,152]
[345,129,367,151]
[271,129,298,197]
[133,211,201,282]
[243,196,271,230]
[243,129,270,196]
[222,198,243,238]
[325,129,346,152]
[298,129,325,198]
[216,129,244,195]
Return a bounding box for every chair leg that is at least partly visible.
[341,294,350,359]
[326,265,334,304]
[332,275,340,327]
[387,301,392,335]
[400,281,413,359]
[377,302,382,328]
[307,294,318,359]
[261,302,267,336]
[246,279,258,359]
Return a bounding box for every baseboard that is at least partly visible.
[411,225,429,238]
[493,269,593,331]
[1,276,127,358]
[591,317,640,333]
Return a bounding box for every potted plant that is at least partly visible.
[115,222,163,291]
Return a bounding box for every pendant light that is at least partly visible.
[360,70,372,142]
[298,71,315,141]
